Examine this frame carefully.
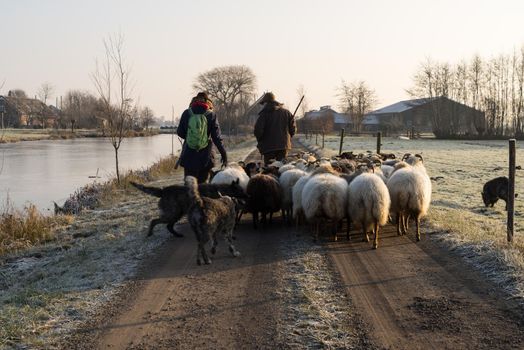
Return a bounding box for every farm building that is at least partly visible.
[0,93,59,128]
[297,106,351,132]
[363,96,485,137]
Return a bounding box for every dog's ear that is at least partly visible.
[217,191,224,198]
[515,193,519,198]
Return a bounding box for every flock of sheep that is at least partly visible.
[210,150,432,249]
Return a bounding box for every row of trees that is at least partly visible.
[2,86,158,131]
[409,46,524,137]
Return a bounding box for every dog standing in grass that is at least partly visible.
[185,176,240,265]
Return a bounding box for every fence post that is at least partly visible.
[315,131,318,145]
[338,128,345,155]
[376,131,382,154]
[322,130,325,149]
[507,139,516,243]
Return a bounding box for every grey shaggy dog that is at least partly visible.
[130,179,245,237]
[185,176,240,265]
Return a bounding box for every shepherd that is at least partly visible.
[254,92,297,165]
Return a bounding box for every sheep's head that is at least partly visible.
[243,162,260,177]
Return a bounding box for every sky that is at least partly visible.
[2,0,524,120]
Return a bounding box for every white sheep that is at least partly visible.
[279,168,306,223]
[301,173,348,241]
[278,163,296,174]
[347,173,391,249]
[211,163,250,192]
[386,156,431,241]
[292,174,310,226]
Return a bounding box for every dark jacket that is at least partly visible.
[177,105,226,171]
[254,102,296,153]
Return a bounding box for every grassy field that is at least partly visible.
[300,134,524,299]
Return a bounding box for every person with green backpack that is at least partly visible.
[177,92,228,183]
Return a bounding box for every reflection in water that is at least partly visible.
[0,135,181,212]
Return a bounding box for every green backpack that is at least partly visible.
[186,108,210,151]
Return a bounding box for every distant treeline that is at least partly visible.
[410,45,524,138]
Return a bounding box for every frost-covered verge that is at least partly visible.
[299,134,524,303]
[276,236,376,349]
[0,138,257,350]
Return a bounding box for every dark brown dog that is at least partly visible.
[130,179,245,237]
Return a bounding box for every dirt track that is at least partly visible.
[74,143,524,349]
[329,226,524,349]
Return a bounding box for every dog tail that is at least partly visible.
[130,182,163,197]
[185,176,204,208]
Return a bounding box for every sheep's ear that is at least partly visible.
[238,161,246,167]
[415,153,424,162]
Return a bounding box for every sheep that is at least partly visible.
[246,173,283,229]
[347,173,391,249]
[386,156,431,241]
[292,174,311,227]
[211,163,250,192]
[278,163,297,174]
[301,173,348,241]
[279,168,307,224]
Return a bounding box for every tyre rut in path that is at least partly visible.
[327,225,524,349]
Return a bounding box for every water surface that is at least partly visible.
[0,135,181,213]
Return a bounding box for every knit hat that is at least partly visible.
[259,92,276,105]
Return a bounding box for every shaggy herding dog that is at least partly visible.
[130,179,245,237]
[185,176,240,265]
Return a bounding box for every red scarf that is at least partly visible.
[190,100,210,110]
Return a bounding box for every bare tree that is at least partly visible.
[193,65,257,135]
[140,106,155,131]
[338,80,377,133]
[37,82,54,104]
[296,84,309,118]
[35,82,55,129]
[62,90,100,131]
[91,33,134,184]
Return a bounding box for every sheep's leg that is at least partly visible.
[373,221,379,249]
[314,222,320,242]
[333,221,338,242]
[252,211,259,230]
[269,212,273,225]
[401,213,409,235]
[396,213,402,236]
[415,217,421,242]
[281,209,286,223]
[363,226,369,242]
[262,212,268,228]
[346,216,351,241]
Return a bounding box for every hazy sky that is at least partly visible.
[2,0,524,119]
